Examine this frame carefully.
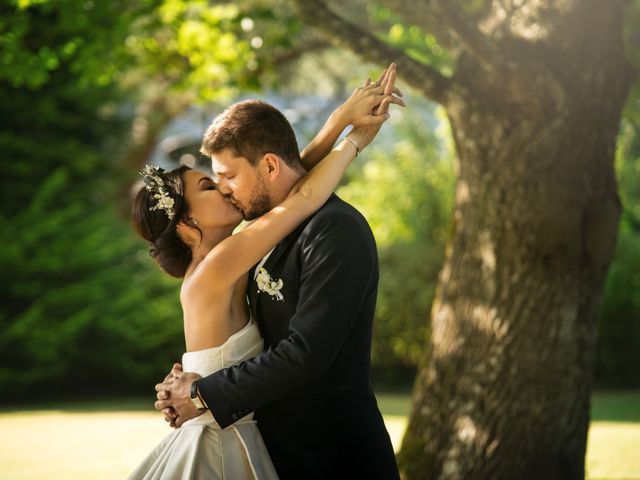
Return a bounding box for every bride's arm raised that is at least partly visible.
[299,63,404,171]
[193,87,396,291]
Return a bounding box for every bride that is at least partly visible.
[128,65,401,479]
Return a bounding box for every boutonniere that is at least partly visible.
[256,267,284,301]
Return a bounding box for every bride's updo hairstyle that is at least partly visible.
[132,165,194,278]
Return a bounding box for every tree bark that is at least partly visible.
[293,0,637,478]
[398,1,637,478]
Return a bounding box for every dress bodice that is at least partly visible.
[180,319,263,428]
[182,318,264,377]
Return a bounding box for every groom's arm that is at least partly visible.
[197,207,377,428]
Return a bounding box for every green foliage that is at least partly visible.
[367,5,453,75]
[0,69,185,401]
[0,0,258,399]
[0,0,322,400]
[0,0,319,400]
[0,183,185,397]
[0,0,266,102]
[127,0,259,101]
[339,102,455,383]
[116,0,311,102]
[1,0,153,90]
[597,119,640,387]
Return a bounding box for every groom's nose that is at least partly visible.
[217,179,232,196]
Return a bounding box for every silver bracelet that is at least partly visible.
[344,136,360,157]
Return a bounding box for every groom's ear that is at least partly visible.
[260,153,282,180]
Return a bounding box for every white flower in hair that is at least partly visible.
[150,191,175,219]
[256,267,284,301]
[140,165,176,220]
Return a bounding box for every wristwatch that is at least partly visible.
[190,381,208,411]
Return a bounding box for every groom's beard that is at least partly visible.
[243,174,272,221]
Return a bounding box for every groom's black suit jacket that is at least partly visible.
[198,195,399,479]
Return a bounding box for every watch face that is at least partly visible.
[190,381,198,399]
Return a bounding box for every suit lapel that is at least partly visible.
[261,240,287,274]
[248,266,259,320]
[254,194,334,300]
[249,239,289,328]
[251,199,328,324]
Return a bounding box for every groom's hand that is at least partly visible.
[154,366,203,428]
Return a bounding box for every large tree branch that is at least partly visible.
[435,0,513,72]
[272,39,330,68]
[292,0,455,105]
[377,0,513,73]
[252,38,330,79]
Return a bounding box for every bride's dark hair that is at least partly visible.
[132,165,194,278]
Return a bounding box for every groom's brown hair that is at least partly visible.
[200,99,302,169]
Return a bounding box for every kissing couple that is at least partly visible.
[128,63,405,479]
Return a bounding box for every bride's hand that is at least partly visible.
[346,66,399,152]
[333,63,405,129]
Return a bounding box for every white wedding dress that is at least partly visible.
[127,319,279,480]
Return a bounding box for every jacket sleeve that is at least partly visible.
[196,209,377,428]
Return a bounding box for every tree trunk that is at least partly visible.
[398,2,636,479]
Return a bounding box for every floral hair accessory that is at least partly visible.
[140,165,176,220]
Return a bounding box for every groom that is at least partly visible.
[155,70,400,479]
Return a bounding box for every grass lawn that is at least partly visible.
[0,392,638,479]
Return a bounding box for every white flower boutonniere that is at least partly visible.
[256,267,284,301]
